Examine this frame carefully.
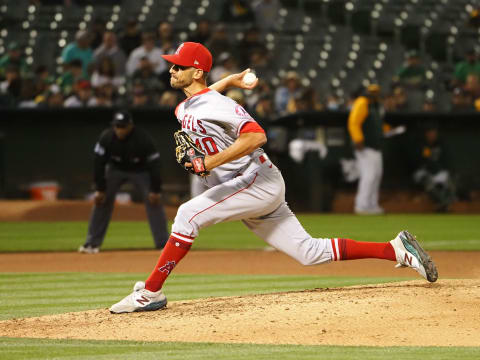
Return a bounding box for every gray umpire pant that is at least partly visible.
[85,167,169,249]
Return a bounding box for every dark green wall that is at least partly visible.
[1,109,479,210]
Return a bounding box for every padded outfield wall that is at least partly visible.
[0,108,479,210]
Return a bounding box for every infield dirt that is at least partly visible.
[1,279,479,346]
[1,250,480,346]
[1,200,479,346]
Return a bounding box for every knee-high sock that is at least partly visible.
[145,233,194,292]
[330,238,396,261]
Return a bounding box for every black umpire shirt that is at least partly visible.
[93,126,162,193]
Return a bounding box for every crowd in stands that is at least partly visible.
[1,0,480,119]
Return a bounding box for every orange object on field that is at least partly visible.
[29,181,59,201]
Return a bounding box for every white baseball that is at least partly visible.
[242,72,257,85]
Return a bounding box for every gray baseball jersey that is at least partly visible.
[175,89,264,187]
[171,88,335,265]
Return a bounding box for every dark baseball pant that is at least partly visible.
[84,167,169,249]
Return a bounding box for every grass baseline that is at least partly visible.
[0,214,479,252]
[1,337,479,360]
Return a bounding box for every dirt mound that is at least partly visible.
[1,279,478,346]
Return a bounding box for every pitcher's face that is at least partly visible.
[169,64,195,89]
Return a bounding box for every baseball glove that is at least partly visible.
[174,130,210,176]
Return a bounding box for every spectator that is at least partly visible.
[56,59,84,96]
[252,0,280,32]
[254,93,275,121]
[88,83,114,107]
[294,87,323,113]
[119,18,142,56]
[32,65,53,98]
[126,32,166,76]
[93,31,127,76]
[130,56,165,95]
[247,47,272,80]
[464,73,480,99]
[422,99,437,112]
[413,122,455,212]
[130,83,154,107]
[45,85,65,108]
[205,24,232,58]
[468,7,480,28]
[383,94,397,112]
[61,30,94,77]
[64,79,94,107]
[392,85,408,111]
[347,84,386,215]
[225,89,246,106]
[0,42,29,79]
[450,87,474,112]
[188,19,211,44]
[274,71,302,115]
[237,26,266,68]
[245,78,273,111]
[325,94,342,111]
[220,0,254,23]
[158,90,180,107]
[89,18,106,50]
[156,21,178,55]
[452,49,480,86]
[393,50,426,88]
[91,57,125,89]
[210,52,239,83]
[0,65,22,106]
[18,77,38,108]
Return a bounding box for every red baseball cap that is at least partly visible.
[162,42,213,72]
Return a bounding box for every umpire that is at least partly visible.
[79,110,169,253]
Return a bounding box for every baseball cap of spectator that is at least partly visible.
[162,42,213,72]
[112,110,133,127]
[76,80,91,89]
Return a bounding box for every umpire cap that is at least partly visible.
[112,110,133,128]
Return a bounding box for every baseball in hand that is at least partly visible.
[242,72,257,85]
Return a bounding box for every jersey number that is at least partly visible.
[195,137,218,155]
[195,137,219,155]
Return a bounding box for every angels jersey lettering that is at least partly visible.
[175,89,265,187]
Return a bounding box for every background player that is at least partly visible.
[110,42,437,313]
[79,110,169,253]
[348,84,386,215]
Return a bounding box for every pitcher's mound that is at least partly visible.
[2,279,479,346]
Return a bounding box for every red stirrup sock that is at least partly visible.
[330,238,396,261]
[145,233,194,292]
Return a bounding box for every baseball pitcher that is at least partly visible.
[110,43,438,313]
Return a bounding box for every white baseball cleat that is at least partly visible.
[390,230,438,282]
[109,281,167,314]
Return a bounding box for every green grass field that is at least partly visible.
[1,214,479,359]
[0,214,479,252]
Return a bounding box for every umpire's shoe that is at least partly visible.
[110,281,167,314]
[390,230,438,282]
[78,245,100,254]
